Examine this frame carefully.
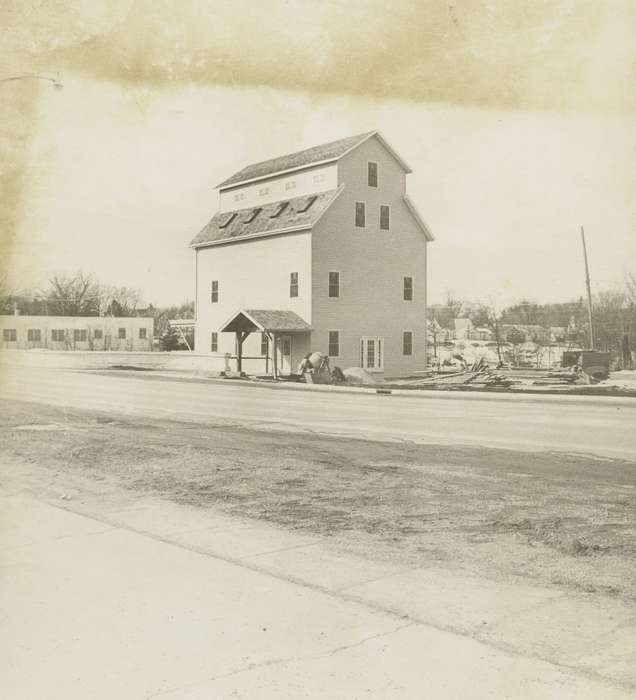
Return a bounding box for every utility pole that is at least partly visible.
[580,226,594,349]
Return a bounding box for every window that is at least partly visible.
[211,332,218,353]
[290,272,299,298]
[360,336,384,371]
[51,329,64,342]
[73,329,87,342]
[243,208,261,223]
[403,331,413,356]
[270,202,289,218]
[313,173,325,183]
[233,192,245,202]
[3,328,17,341]
[259,187,270,196]
[27,329,41,342]
[328,331,340,357]
[368,161,378,187]
[118,328,126,340]
[211,280,219,303]
[285,180,297,190]
[355,201,366,228]
[403,276,413,301]
[219,212,237,228]
[328,271,340,298]
[260,333,268,356]
[380,205,390,230]
[94,329,103,340]
[296,195,317,213]
[139,328,147,340]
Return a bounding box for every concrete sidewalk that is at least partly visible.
[1,490,633,699]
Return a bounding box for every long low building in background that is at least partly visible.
[0,315,154,351]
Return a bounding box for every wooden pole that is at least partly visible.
[580,226,594,349]
[272,333,278,379]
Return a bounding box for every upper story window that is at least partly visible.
[380,205,390,230]
[328,330,340,357]
[313,173,325,183]
[403,276,413,301]
[355,202,365,228]
[403,331,413,356]
[211,280,219,303]
[290,272,299,298]
[368,161,378,187]
[285,180,297,191]
[328,271,340,298]
[233,192,245,202]
[259,187,270,196]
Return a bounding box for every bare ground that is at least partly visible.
[1,399,635,601]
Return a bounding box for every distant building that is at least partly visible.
[190,131,434,376]
[0,315,154,351]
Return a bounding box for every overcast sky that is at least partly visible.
[2,1,635,308]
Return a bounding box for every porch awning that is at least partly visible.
[220,309,312,334]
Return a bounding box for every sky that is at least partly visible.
[2,0,635,308]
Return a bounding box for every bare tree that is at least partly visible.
[45,271,101,316]
[101,285,144,316]
[444,291,465,319]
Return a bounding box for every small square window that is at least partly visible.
[118,328,126,340]
[52,329,64,342]
[285,180,296,190]
[233,192,245,202]
[259,187,270,196]
[211,280,219,303]
[139,328,147,340]
[355,202,365,228]
[380,205,390,230]
[328,331,340,357]
[211,332,218,353]
[403,331,413,356]
[328,271,340,298]
[94,329,103,340]
[3,328,17,341]
[260,333,268,356]
[27,329,41,342]
[368,161,378,187]
[403,276,413,301]
[290,272,299,298]
[73,329,87,342]
[313,173,325,183]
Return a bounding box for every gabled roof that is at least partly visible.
[403,195,435,242]
[220,309,312,334]
[217,130,411,189]
[190,187,343,248]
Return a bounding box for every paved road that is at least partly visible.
[1,366,635,460]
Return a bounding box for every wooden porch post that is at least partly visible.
[236,330,250,373]
[272,332,278,379]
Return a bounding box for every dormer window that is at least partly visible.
[296,195,317,213]
[368,162,378,188]
[270,202,289,218]
[243,208,261,223]
[219,212,237,228]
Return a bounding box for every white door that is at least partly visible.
[360,336,384,372]
[279,336,292,375]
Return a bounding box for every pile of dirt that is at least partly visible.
[343,367,382,386]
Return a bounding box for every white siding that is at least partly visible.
[218,164,337,212]
[195,231,312,372]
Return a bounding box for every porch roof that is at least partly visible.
[220,309,312,334]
